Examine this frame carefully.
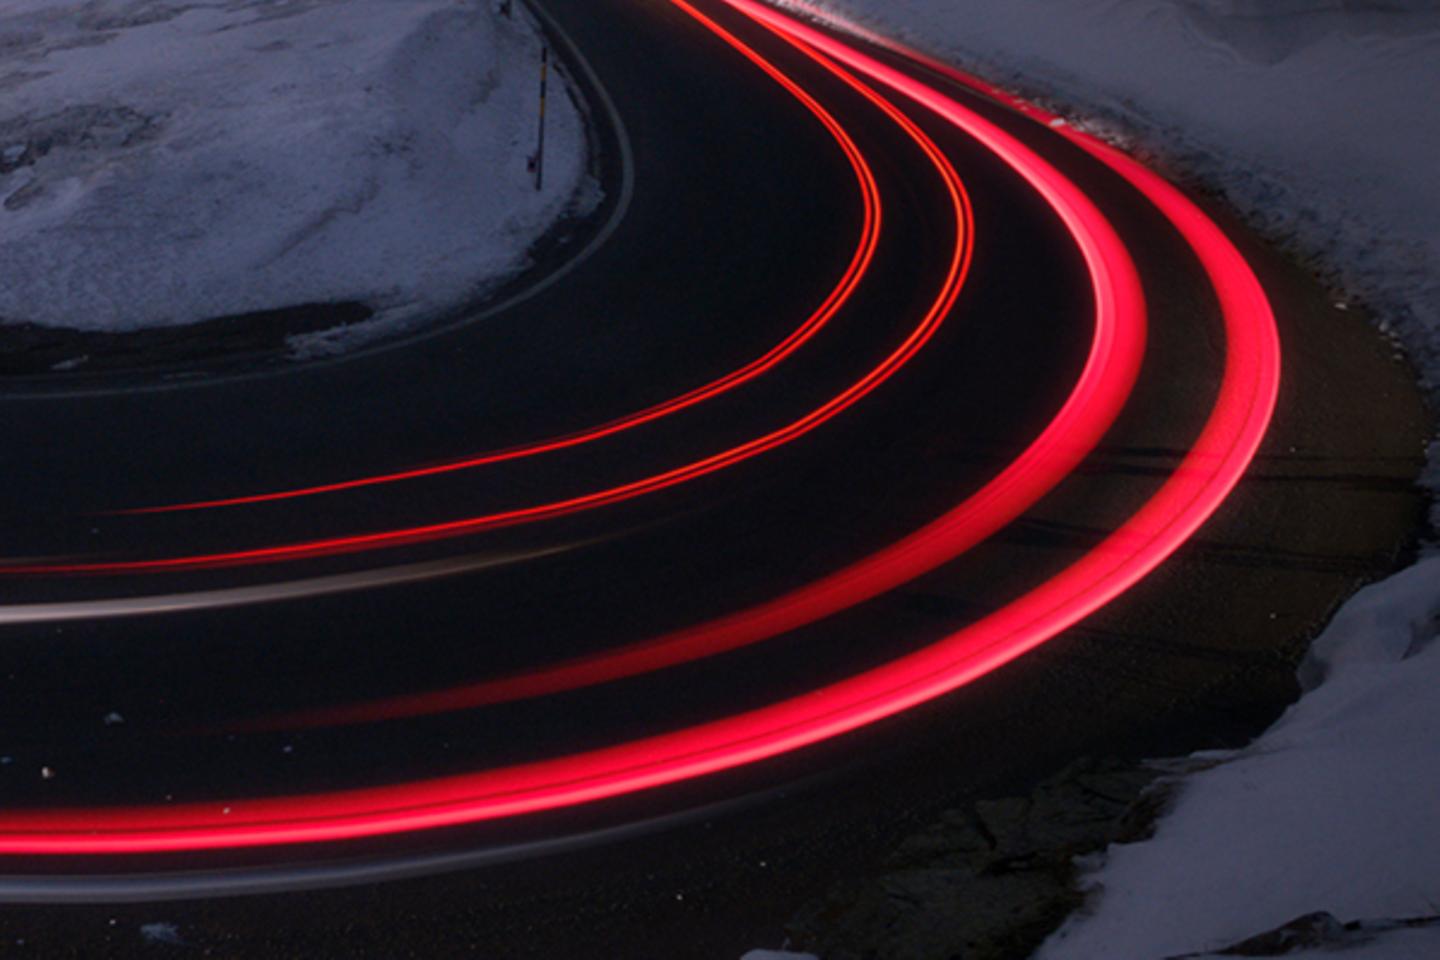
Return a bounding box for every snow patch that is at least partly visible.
[138,922,183,945]
[1033,557,1440,958]
[1296,556,1440,691]
[0,0,589,339]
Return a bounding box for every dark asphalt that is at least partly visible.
[0,0,1429,956]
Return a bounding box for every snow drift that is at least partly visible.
[0,0,590,337]
[1037,559,1440,958]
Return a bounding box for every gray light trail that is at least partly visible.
[0,546,570,625]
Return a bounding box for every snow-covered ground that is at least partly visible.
[748,1,1440,956]
[0,0,591,351]
[1039,561,1440,957]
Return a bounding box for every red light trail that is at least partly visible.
[0,0,1278,857]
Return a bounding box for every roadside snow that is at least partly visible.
[1038,559,1440,957]
[0,0,589,338]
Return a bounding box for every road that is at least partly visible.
[0,0,1428,955]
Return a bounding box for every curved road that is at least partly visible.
[0,0,1427,955]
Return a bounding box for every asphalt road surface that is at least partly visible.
[0,0,1428,956]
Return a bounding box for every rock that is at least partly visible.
[1165,910,1440,958]
[787,758,1163,960]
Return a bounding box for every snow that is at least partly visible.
[0,0,590,342]
[1037,560,1440,957]
[138,922,184,946]
[740,1,1440,956]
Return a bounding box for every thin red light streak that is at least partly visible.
[769,2,1280,567]
[0,1,1278,855]
[251,51,1145,730]
[121,4,883,518]
[790,2,1280,489]
[0,6,972,579]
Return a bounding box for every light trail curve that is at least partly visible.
[153,0,1153,733]
[0,0,1281,857]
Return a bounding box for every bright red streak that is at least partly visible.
[0,2,1279,854]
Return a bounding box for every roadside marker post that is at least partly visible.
[534,45,549,191]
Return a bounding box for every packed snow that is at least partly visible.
[743,1,1440,956]
[1039,559,1440,957]
[0,0,591,344]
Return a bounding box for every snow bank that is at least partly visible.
[0,0,589,337]
[1037,558,1440,957]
